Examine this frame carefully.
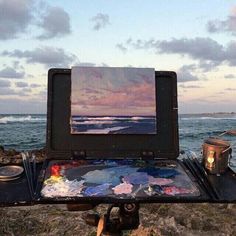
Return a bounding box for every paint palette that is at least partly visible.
[41,160,200,199]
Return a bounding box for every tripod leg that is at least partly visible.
[97,216,105,236]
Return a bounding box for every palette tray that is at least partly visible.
[40,159,200,200]
[0,165,24,181]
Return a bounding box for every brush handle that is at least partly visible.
[32,154,37,183]
[192,157,220,200]
[26,152,34,194]
[21,152,34,198]
[183,158,215,199]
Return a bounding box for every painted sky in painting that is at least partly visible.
[71,67,155,116]
[0,0,236,114]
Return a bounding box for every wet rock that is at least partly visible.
[0,147,46,164]
[0,145,4,152]
[7,149,17,156]
[157,217,182,236]
[0,203,236,235]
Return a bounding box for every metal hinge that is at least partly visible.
[140,151,155,160]
[72,150,86,160]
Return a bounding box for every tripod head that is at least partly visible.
[83,203,140,236]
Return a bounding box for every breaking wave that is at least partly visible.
[180,117,236,121]
[76,126,129,134]
[72,120,117,125]
[73,116,154,121]
[0,115,46,124]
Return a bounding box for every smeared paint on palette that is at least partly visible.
[41,160,200,199]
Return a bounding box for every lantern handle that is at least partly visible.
[218,129,236,137]
[221,147,232,154]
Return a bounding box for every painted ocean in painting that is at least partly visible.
[70,116,156,134]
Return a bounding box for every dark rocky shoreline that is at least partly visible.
[0,146,45,164]
[0,147,235,235]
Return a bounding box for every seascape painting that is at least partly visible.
[71,67,156,134]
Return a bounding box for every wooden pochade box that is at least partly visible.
[0,68,235,207]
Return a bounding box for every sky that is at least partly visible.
[71,67,156,116]
[0,0,236,114]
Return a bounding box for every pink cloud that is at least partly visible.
[71,67,156,116]
[73,81,155,112]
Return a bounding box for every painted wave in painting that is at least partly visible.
[71,116,156,134]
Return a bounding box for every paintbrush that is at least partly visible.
[184,151,218,199]
[26,152,34,193]
[187,158,219,200]
[182,158,215,199]
[21,152,34,198]
[191,157,220,200]
[31,153,37,184]
[182,159,206,194]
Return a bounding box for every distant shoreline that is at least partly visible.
[0,112,236,116]
[180,112,236,115]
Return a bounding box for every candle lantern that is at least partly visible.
[202,137,232,175]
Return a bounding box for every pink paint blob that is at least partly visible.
[148,176,173,185]
[112,182,133,195]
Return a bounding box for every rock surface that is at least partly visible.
[0,204,235,236]
[0,148,45,164]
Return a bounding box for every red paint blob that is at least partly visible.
[51,165,61,177]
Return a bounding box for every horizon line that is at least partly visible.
[0,112,236,116]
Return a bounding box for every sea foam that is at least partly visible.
[0,115,46,124]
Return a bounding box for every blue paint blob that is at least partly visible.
[137,167,179,178]
[82,169,120,186]
[123,172,149,185]
[84,183,111,196]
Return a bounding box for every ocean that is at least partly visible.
[0,113,236,167]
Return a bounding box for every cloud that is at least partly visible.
[0,0,33,40]
[21,87,32,93]
[30,83,42,88]
[2,47,77,67]
[157,37,225,63]
[126,38,158,50]
[116,43,128,53]
[13,60,24,70]
[37,89,47,97]
[90,13,110,30]
[0,87,18,95]
[0,80,11,87]
[177,65,199,82]
[37,6,71,39]
[15,81,28,88]
[75,62,96,67]
[74,62,109,67]
[225,88,236,91]
[207,6,236,35]
[0,85,34,98]
[0,98,46,114]
[0,1,72,40]
[0,67,25,78]
[224,74,236,79]
[178,84,203,89]
[198,61,219,72]
[118,37,236,67]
